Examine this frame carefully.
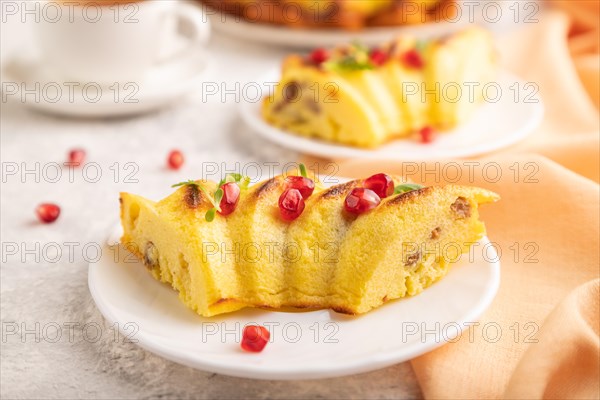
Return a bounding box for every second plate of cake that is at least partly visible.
[241,27,543,160]
[242,69,543,160]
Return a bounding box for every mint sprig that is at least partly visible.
[351,40,369,53]
[171,179,222,220]
[172,173,251,222]
[325,56,373,72]
[208,173,251,221]
[299,163,308,178]
[171,180,197,188]
[323,41,375,72]
[214,187,224,204]
[415,39,428,53]
[217,173,250,190]
[394,183,423,194]
[205,208,216,222]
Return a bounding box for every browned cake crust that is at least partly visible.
[198,0,456,30]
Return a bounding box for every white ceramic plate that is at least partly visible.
[210,14,471,49]
[89,226,500,379]
[207,1,520,49]
[241,69,543,160]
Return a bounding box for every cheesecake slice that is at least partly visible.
[120,183,247,316]
[262,27,496,148]
[199,0,453,30]
[120,172,498,317]
[331,185,496,314]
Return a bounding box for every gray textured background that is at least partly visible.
[2,249,420,399]
[0,25,423,398]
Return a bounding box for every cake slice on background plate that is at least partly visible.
[262,27,497,148]
[199,0,453,30]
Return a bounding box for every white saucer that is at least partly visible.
[241,69,544,160]
[89,227,499,380]
[1,48,212,118]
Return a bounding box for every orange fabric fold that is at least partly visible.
[336,155,599,399]
[331,5,600,398]
[550,0,600,108]
[493,9,599,182]
[505,279,600,399]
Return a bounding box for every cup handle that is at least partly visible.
[158,2,211,65]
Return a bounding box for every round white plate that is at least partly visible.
[89,230,500,380]
[210,14,471,48]
[241,70,543,160]
[1,47,212,118]
[207,0,520,49]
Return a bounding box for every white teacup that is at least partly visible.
[34,0,210,85]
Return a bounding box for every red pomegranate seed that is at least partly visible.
[364,173,394,198]
[241,325,270,353]
[218,182,240,216]
[284,176,315,199]
[36,203,60,224]
[402,49,424,69]
[167,150,184,170]
[344,188,381,215]
[68,148,86,166]
[309,48,329,65]
[419,126,434,143]
[369,48,388,66]
[279,188,305,221]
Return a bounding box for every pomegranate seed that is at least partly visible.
[369,48,388,66]
[364,173,394,198]
[218,182,240,216]
[402,49,424,69]
[284,176,315,199]
[68,148,86,166]
[308,48,329,65]
[344,188,381,215]
[419,126,435,144]
[241,325,270,353]
[36,203,60,223]
[279,188,305,221]
[167,150,184,170]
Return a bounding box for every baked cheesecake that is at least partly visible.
[262,27,497,147]
[120,170,498,317]
[199,0,454,30]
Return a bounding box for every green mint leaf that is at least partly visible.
[324,56,373,72]
[339,56,373,71]
[214,188,224,205]
[351,40,369,53]
[193,183,221,211]
[299,163,308,178]
[219,173,248,189]
[415,39,428,53]
[228,173,243,182]
[394,184,423,194]
[171,180,197,188]
[239,176,251,190]
[222,173,251,190]
[173,179,230,221]
[205,208,216,222]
